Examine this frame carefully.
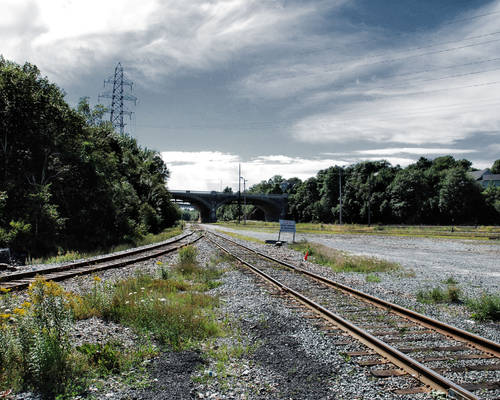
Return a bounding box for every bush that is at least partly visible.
[0,278,85,398]
[417,285,462,304]
[466,293,500,321]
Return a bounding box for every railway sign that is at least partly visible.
[278,219,296,242]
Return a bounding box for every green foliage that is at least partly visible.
[290,241,400,274]
[491,159,500,174]
[365,274,381,283]
[416,285,462,304]
[466,293,500,321]
[0,58,180,258]
[75,270,221,349]
[76,341,125,376]
[251,156,499,225]
[178,245,198,269]
[0,279,85,398]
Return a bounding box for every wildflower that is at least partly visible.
[141,287,145,290]
[22,301,32,309]
[156,261,163,265]
[0,313,12,319]
[158,298,167,302]
[128,292,133,296]
[0,288,11,293]
[93,276,102,282]
[13,308,26,316]
[125,301,130,304]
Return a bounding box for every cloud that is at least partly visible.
[353,148,477,156]
[161,151,346,191]
[236,0,500,147]
[0,0,319,86]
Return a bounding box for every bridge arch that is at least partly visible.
[170,191,288,223]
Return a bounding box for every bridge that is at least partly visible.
[170,190,288,223]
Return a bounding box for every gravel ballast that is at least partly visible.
[4,228,499,399]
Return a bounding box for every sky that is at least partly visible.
[1,0,500,190]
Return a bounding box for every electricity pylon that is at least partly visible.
[98,62,137,135]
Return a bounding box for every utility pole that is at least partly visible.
[240,176,247,224]
[98,62,137,135]
[339,169,343,224]
[238,163,241,224]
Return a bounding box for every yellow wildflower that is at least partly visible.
[22,301,32,309]
[0,288,11,293]
[156,261,163,265]
[93,276,102,282]
[13,308,26,316]
[0,313,12,319]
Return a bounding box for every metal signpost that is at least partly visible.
[278,219,296,242]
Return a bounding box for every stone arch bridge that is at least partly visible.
[170,190,288,223]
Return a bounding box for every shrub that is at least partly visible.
[466,293,500,321]
[0,278,85,398]
[417,285,462,304]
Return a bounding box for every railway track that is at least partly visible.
[206,230,500,400]
[0,231,200,292]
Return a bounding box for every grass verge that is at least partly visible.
[214,229,265,244]
[290,241,401,274]
[213,221,500,241]
[28,225,184,265]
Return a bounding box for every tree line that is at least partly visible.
[247,157,500,225]
[0,58,180,259]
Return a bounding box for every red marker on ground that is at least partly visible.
[304,251,309,261]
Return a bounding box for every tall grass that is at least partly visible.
[416,285,461,304]
[28,226,184,265]
[74,248,223,349]
[0,278,85,398]
[466,293,500,321]
[290,241,400,274]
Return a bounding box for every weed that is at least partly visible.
[365,274,381,283]
[77,341,126,376]
[443,276,458,285]
[466,293,500,321]
[339,352,351,363]
[290,241,400,274]
[417,285,462,304]
[28,227,183,265]
[0,278,87,398]
[75,273,221,349]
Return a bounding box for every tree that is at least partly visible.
[492,159,500,174]
[0,59,180,258]
[438,168,485,224]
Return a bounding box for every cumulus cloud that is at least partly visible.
[161,151,346,191]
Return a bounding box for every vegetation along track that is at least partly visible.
[205,230,500,400]
[0,231,200,292]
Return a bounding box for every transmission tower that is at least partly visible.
[98,62,137,135]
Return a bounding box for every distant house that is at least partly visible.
[470,169,500,188]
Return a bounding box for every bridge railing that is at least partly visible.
[170,190,287,198]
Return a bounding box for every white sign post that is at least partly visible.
[278,219,296,242]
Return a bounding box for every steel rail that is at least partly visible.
[208,230,500,358]
[0,232,199,291]
[206,233,492,399]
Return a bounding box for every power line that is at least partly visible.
[442,10,500,26]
